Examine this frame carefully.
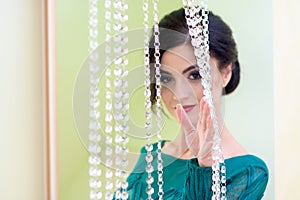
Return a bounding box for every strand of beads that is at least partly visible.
[104,0,114,199]
[143,0,155,200]
[143,0,154,200]
[88,0,103,199]
[182,0,227,199]
[113,0,129,199]
[152,0,164,199]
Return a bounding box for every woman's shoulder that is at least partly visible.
[225,154,267,166]
[225,154,269,176]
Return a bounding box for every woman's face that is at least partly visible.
[160,44,230,126]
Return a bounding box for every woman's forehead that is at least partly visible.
[163,44,196,62]
[161,45,196,71]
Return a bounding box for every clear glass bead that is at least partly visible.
[121,191,128,200]
[115,190,121,199]
[114,57,122,65]
[221,165,226,173]
[146,187,154,195]
[89,167,102,177]
[122,92,129,99]
[144,99,151,109]
[105,11,111,20]
[105,158,113,167]
[89,144,101,154]
[105,102,112,111]
[105,192,113,200]
[89,155,101,165]
[221,175,226,183]
[144,89,151,98]
[106,79,111,88]
[115,91,123,99]
[105,170,113,179]
[105,147,113,156]
[89,109,100,119]
[114,101,122,109]
[142,2,148,11]
[105,125,112,133]
[146,176,154,184]
[105,23,111,32]
[145,144,153,151]
[146,165,153,173]
[106,180,113,190]
[88,97,98,110]
[89,178,102,189]
[90,75,99,85]
[115,156,121,166]
[115,145,122,154]
[89,132,101,142]
[105,113,113,122]
[90,86,99,96]
[106,91,111,99]
[114,79,122,87]
[146,155,153,162]
[114,68,122,76]
[89,120,100,131]
[104,0,111,8]
[121,181,128,189]
[122,79,128,87]
[221,186,226,194]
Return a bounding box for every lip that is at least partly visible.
[182,105,196,113]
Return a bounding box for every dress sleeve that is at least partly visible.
[183,155,269,200]
[124,147,148,200]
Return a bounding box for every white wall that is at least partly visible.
[274,0,300,199]
[0,0,45,199]
[208,1,274,199]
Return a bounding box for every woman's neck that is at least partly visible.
[162,127,192,159]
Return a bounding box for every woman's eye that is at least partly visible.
[188,71,202,80]
[160,75,172,84]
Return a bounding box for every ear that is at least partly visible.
[221,63,232,87]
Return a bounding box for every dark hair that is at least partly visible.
[149,8,240,105]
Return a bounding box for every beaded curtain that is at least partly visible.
[82,0,226,199]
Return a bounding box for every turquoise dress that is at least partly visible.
[126,141,269,200]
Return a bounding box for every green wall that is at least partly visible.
[57,0,273,199]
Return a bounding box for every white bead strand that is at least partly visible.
[152,0,164,199]
[104,0,114,199]
[88,0,102,199]
[182,0,227,199]
[143,0,155,199]
[113,0,129,199]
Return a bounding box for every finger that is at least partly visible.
[205,114,214,141]
[199,98,204,119]
[201,102,207,130]
[199,100,210,131]
[197,98,204,130]
[176,104,196,135]
[176,104,200,156]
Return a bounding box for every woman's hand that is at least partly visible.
[176,98,214,167]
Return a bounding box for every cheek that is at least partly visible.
[191,83,204,101]
[161,87,173,104]
[161,87,176,114]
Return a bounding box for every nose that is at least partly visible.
[172,78,193,101]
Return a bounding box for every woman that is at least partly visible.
[125,8,269,199]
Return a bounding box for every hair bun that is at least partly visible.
[224,60,240,95]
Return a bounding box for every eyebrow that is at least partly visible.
[160,65,197,75]
[182,65,197,74]
[160,69,171,75]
